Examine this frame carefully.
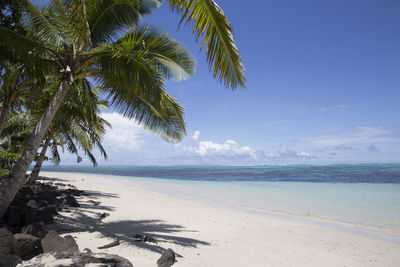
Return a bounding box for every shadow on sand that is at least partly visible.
[53,189,210,256]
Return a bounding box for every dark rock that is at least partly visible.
[35,191,58,204]
[3,207,24,228]
[98,239,120,249]
[14,233,43,260]
[5,204,55,230]
[0,229,21,266]
[19,252,133,267]
[64,235,79,252]
[30,208,54,225]
[157,248,176,267]
[0,228,18,255]
[30,185,44,195]
[0,253,21,267]
[41,230,79,254]
[62,194,80,207]
[100,212,110,219]
[83,248,92,253]
[18,186,33,199]
[20,222,48,239]
[38,205,58,216]
[3,206,37,233]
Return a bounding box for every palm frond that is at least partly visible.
[108,85,186,142]
[169,0,245,89]
[20,0,66,46]
[86,0,161,45]
[49,139,61,165]
[0,26,52,72]
[121,27,196,81]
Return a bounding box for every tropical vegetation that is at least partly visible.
[0,0,245,218]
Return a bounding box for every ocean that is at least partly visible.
[41,164,400,232]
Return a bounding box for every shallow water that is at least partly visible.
[41,164,400,231]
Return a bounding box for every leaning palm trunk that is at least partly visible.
[28,132,52,183]
[0,104,10,136]
[0,74,73,217]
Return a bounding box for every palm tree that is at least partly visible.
[0,0,245,217]
[29,116,110,181]
[30,83,110,182]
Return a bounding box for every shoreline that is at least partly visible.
[41,171,400,266]
[42,171,400,238]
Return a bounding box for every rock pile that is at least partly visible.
[0,179,134,267]
[2,181,83,234]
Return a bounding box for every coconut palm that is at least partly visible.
[30,82,110,182]
[29,117,110,181]
[0,0,245,217]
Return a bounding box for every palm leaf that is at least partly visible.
[169,0,245,89]
[86,0,162,45]
[110,88,186,142]
[19,0,66,46]
[0,26,53,72]
[116,27,196,80]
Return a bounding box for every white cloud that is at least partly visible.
[100,112,148,151]
[269,145,314,159]
[177,139,315,163]
[182,139,257,160]
[192,130,200,140]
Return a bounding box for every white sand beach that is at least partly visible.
[41,171,400,267]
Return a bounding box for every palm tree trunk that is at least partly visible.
[28,132,52,183]
[0,73,73,217]
[0,103,10,136]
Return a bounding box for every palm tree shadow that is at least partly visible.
[53,190,210,256]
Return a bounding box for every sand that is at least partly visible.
[40,171,400,267]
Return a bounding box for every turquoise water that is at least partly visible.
[41,164,400,232]
[121,177,400,231]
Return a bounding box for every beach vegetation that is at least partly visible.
[0,0,245,217]
[30,84,110,181]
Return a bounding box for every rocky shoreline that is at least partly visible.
[0,178,175,267]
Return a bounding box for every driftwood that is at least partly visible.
[98,239,120,249]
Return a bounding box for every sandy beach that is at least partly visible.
[40,171,400,267]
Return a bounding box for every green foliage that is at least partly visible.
[169,0,245,89]
[0,0,25,34]
[86,0,161,45]
[0,0,246,174]
[0,150,20,164]
[0,111,32,177]
[0,150,21,177]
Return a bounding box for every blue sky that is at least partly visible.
[42,0,400,165]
